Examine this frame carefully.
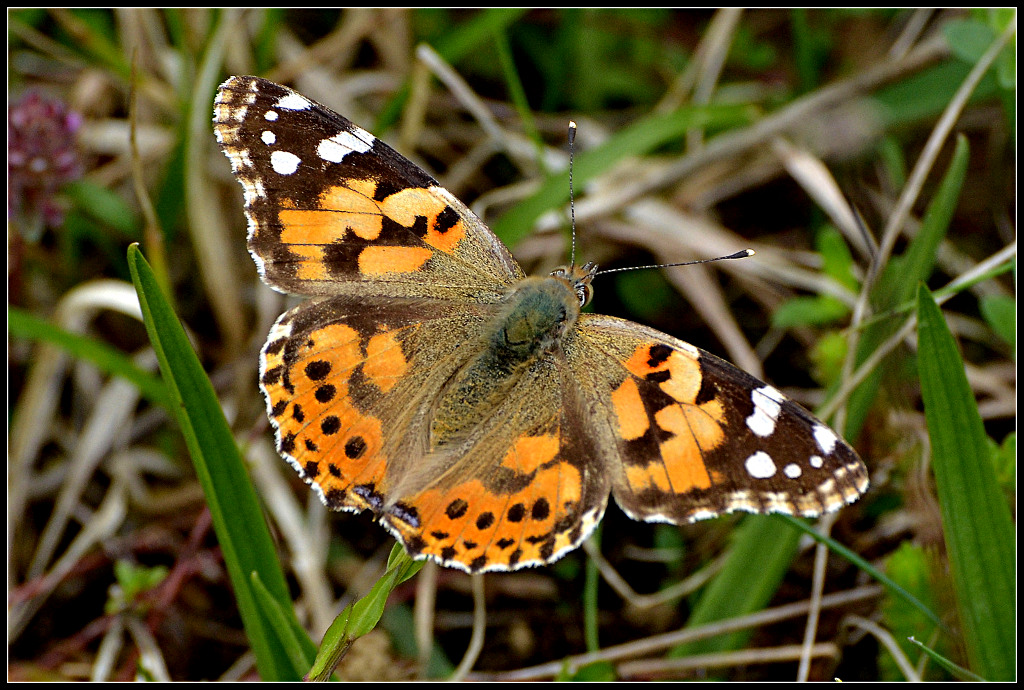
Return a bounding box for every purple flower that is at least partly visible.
[8,90,84,237]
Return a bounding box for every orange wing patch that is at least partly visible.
[279,182,383,244]
[380,187,467,254]
[616,343,730,494]
[261,319,397,513]
[610,377,648,441]
[278,181,466,264]
[357,245,433,275]
[362,329,410,393]
[384,432,590,572]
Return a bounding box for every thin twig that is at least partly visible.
[618,642,838,679]
[797,513,836,681]
[471,585,882,681]
[450,573,487,681]
[583,539,726,610]
[845,614,922,681]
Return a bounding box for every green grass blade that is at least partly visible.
[375,9,530,131]
[494,28,545,165]
[879,134,971,308]
[490,103,755,248]
[916,285,1015,681]
[435,7,530,64]
[250,571,319,677]
[845,134,970,440]
[9,306,171,412]
[906,636,987,682]
[780,515,943,629]
[126,244,312,680]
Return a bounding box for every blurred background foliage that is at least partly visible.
[8,8,1015,681]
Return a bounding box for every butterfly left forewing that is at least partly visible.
[568,314,868,524]
[214,76,524,300]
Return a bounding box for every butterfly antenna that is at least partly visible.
[593,249,755,277]
[568,121,578,269]
[566,122,752,277]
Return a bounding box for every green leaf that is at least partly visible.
[8,306,171,412]
[916,285,1015,681]
[114,560,169,599]
[817,225,858,292]
[127,244,313,680]
[107,560,170,615]
[308,545,424,682]
[567,660,618,682]
[770,225,858,329]
[808,331,849,389]
[979,294,1016,351]
[872,61,999,128]
[992,432,1016,490]
[943,18,999,64]
[63,179,140,238]
[772,295,850,328]
[945,13,1016,91]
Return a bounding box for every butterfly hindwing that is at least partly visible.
[380,348,611,573]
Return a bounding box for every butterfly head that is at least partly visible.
[550,261,598,308]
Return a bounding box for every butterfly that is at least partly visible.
[214,76,868,573]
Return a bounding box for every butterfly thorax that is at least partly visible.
[428,275,581,447]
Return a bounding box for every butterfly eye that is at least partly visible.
[577,283,593,307]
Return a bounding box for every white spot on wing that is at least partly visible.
[677,341,700,357]
[275,92,311,111]
[809,455,823,469]
[746,386,784,438]
[317,130,373,162]
[261,130,276,145]
[813,424,838,455]
[745,451,777,479]
[270,150,301,175]
[264,110,278,121]
[784,463,802,478]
